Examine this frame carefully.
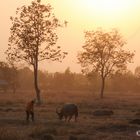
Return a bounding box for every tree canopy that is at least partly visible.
[5,0,67,103]
[78,29,134,98]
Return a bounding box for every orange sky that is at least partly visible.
[1,0,140,73]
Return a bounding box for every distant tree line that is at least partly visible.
[0,63,140,94]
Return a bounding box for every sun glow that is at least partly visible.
[74,0,132,18]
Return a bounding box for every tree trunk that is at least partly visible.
[33,64,41,104]
[100,77,105,99]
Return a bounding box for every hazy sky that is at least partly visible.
[1,0,140,73]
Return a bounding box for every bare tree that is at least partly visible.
[77,29,134,98]
[6,0,67,103]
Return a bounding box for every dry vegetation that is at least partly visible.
[0,90,140,140]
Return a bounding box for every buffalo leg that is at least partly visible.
[31,111,34,122]
[26,111,29,122]
[75,115,78,122]
[64,116,67,122]
[68,116,72,122]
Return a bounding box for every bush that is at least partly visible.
[93,110,114,116]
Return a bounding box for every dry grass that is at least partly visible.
[0,127,23,140]
[0,90,140,140]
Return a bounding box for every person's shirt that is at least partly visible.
[26,101,34,112]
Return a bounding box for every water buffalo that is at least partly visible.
[56,103,78,122]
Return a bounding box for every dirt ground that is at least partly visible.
[0,90,140,140]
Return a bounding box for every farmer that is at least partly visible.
[26,100,35,122]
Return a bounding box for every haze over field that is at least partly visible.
[1,0,140,72]
[1,1,140,139]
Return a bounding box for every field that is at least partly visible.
[0,90,140,140]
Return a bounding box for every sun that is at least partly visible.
[74,0,132,18]
[96,0,126,12]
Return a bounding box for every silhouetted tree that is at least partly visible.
[63,67,75,89]
[78,29,134,98]
[109,70,137,92]
[6,0,67,103]
[87,71,100,91]
[18,67,34,90]
[0,62,10,81]
[0,62,10,92]
[0,61,19,93]
[135,66,140,78]
[6,55,19,93]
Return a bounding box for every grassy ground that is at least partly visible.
[0,90,140,140]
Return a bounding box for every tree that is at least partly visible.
[0,61,18,93]
[8,64,18,94]
[6,0,67,103]
[77,29,134,98]
[63,67,75,89]
[135,66,140,78]
[6,54,19,94]
[0,61,10,92]
[18,67,34,90]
